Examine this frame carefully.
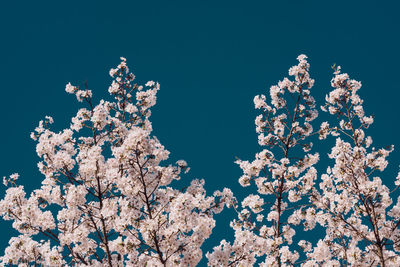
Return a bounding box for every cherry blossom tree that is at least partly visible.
[304,66,400,266]
[0,58,232,266]
[207,55,320,266]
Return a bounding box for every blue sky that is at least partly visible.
[0,0,399,264]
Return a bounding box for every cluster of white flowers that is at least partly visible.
[0,58,232,266]
[2,55,400,266]
[65,82,93,102]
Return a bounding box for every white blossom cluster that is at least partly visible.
[0,58,232,266]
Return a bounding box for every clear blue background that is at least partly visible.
[1,0,399,265]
